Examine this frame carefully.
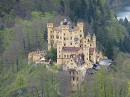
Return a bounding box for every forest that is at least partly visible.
[0,0,130,97]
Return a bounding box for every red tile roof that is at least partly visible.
[62,47,81,52]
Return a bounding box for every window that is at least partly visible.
[80,34,82,37]
[56,35,59,39]
[60,36,62,39]
[70,42,72,45]
[71,63,73,65]
[73,77,75,81]
[51,35,54,38]
[64,33,65,36]
[88,39,89,42]
[80,40,82,43]
[67,55,69,58]
[64,43,66,46]
[59,55,60,57]
[64,55,66,58]
[64,37,66,40]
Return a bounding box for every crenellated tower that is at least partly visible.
[47,23,54,50]
[57,41,62,66]
[92,33,96,48]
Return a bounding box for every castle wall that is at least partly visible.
[28,55,33,65]
[83,47,89,63]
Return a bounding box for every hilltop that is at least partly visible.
[0,0,130,97]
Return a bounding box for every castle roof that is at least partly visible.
[62,47,81,52]
[71,54,85,66]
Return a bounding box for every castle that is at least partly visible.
[47,19,106,91]
[28,19,107,91]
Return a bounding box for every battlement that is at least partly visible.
[61,25,69,30]
[47,23,53,28]
[77,22,83,27]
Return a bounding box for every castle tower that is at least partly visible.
[62,26,70,47]
[57,41,63,66]
[93,48,96,63]
[47,23,53,50]
[86,32,91,44]
[83,47,89,63]
[77,22,83,33]
[77,22,84,47]
[92,33,96,48]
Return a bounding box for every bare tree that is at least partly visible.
[57,71,71,97]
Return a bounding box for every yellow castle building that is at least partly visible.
[47,19,101,67]
[47,19,106,91]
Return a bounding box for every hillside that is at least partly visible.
[0,0,130,97]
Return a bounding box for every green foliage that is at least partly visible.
[0,28,13,54]
[118,18,130,53]
[15,74,27,88]
[0,63,60,97]
[0,0,16,17]
[70,68,130,97]
[45,47,57,63]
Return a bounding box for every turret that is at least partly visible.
[61,25,69,30]
[47,23,53,28]
[57,41,62,66]
[47,23,54,50]
[83,47,89,63]
[77,22,84,37]
[77,22,83,28]
[92,33,96,48]
[86,32,91,43]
